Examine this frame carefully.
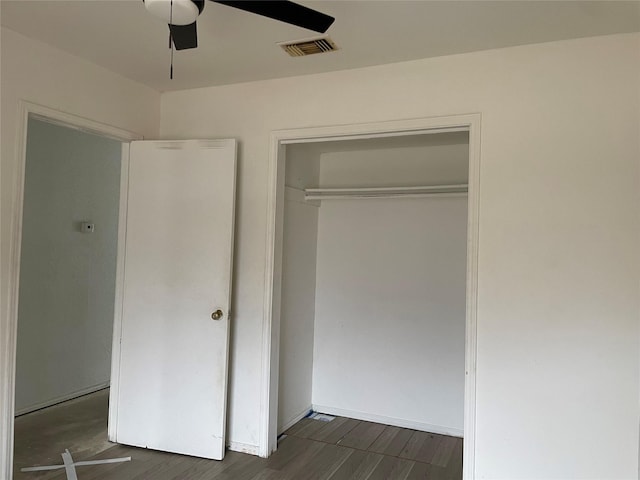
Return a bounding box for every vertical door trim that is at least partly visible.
[1,101,142,480]
[262,114,481,480]
[107,143,132,442]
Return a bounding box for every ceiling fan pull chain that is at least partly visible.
[169,0,173,48]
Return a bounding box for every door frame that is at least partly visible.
[261,114,481,479]
[1,100,142,480]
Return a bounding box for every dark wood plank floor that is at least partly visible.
[281,417,462,479]
[14,392,462,480]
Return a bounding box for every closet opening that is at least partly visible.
[263,115,480,479]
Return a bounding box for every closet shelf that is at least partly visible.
[304,184,468,201]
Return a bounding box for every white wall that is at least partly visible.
[312,196,467,436]
[1,27,160,474]
[318,133,469,188]
[15,118,122,413]
[284,132,469,189]
[284,144,320,190]
[277,148,321,433]
[160,33,640,479]
[277,188,319,433]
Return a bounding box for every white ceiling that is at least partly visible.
[1,0,639,92]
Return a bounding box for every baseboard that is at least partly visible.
[278,405,312,435]
[227,441,260,456]
[312,404,464,438]
[15,382,110,416]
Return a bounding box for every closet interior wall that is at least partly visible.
[278,133,469,436]
[278,147,321,433]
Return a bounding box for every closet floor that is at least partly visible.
[13,392,462,479]
[280,416,463,479]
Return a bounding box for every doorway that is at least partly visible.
[15,117,122,416]
[13,115,125,472]
[6,103,140,477]
[262,115,480,479]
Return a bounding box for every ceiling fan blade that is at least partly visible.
[213,1,334,33]
[169,21,198,50]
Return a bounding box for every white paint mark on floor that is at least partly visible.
[61,450,79,480]
[310,413,335,422]
[21,449,130,479]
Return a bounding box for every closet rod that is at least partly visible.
[304,184,468,201]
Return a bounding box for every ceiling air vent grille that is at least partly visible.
[280,37,338,57]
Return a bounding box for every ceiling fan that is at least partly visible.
[143,0,336,51]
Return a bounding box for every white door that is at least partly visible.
[111,139,236,460]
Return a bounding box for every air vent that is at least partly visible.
[279,36,338,57]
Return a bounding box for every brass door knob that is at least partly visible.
[211,309,224,321]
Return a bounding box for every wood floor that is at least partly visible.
[278,416,462,480]
[14,391,462,480]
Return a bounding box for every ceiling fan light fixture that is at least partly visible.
[142,0,335,52]
[144,0,200,26]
